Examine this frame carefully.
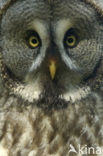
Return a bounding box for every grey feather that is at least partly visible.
[0,0,103,156]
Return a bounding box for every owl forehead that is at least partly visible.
[2,0,97,40]
[5,0,96,22]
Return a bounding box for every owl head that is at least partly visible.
[0,0,103,108]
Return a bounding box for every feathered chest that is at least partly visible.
[0,91,103,156]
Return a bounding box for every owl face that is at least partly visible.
[0,0,103,103]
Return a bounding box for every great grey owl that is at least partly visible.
[0,0,103,156]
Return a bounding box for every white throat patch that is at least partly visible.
[61,86,91,103]
[12,81,91,103]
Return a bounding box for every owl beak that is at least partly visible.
[49,59,56,80]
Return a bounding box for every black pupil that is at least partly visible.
[68,38,74,43]
[32,38,37,44]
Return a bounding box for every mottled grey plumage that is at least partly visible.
[0,0,103,156]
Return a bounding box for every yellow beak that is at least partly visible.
[49,59,56,80]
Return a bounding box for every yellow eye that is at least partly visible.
[29,36,40,48]
[66,35,77,47]
[64,28,79,48]
[26,30,41,49]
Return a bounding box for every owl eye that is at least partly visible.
[29,36,39,48]
[66,35,76,47]
[26,30,41,49]
[64,28,78,48]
